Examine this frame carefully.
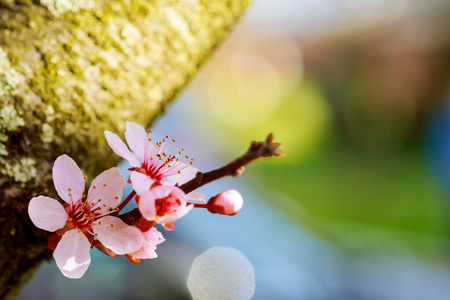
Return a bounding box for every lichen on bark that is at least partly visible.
[0,0,251,298]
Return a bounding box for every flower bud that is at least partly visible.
[207,189,243,216]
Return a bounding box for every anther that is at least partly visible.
[110,224,114,228]
[103,204,106,207]
[177,171,181,174]
[68,193,72,197]
[103,184,106,187]
[78,230,81,233]
[98,222,102,225]
[98,199,101,202]
[68,188,71,191]
[83,176,87,180]
[93,185,96,189]
[115,196,118,199]
[172,138,175,142]
[95,233,98,237]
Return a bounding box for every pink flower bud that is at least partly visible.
[207,189,243,216]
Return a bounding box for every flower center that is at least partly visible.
[142,132,195,182]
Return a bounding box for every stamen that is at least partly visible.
[103,184,106,187]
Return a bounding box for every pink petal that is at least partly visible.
[86,167,125,214]
[130,171,154,195]
[166,164,200,185]
[53,229,91,279]
[93,216,142,255]
[186,191,207,203]
[52,154,85,204]
[151,185,183,200]
[125,121,149,160]
[138,190,157,221]
[158,203,193,224]
[128,247,157,259]
[104,130,141,167]
[28,196,68,232]
[128,228,164,259]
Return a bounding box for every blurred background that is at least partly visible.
[18,0,450,299]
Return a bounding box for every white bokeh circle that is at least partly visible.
[188,247,255,300]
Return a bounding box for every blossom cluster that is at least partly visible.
[28,122,243,278]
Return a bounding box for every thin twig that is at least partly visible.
[119,134,283,225]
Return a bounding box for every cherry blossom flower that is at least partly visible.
[28,154,142,278]
[104,122,203,199]
[207,189,244,216]
[126,227,165,263]
[138,185,193,230]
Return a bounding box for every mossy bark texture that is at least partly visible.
[0,0,250,298]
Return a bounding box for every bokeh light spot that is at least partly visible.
[188,247,255,300]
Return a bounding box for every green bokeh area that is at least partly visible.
[252,142,450,254]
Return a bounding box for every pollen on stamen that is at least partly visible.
[95,233,98,237]
[103,184,106,187]
[98,221,102,225]
[93,185,96,189]
[68,188,71,191]
[177,171,181,174]
[147,129,152,133]
[68,193,72,197]
[83,176,87,180]
[78,230,81,233]
[115,196,118,199]
[110,224,114,228]
[68,218,73,222]
[103,204,106,207]
[98,199,101,202]
[148,138,151,141]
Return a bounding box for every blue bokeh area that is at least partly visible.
[426,97,450,196]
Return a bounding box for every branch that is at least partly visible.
[119,134,283,224]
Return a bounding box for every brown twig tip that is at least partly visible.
[266,133,274,144]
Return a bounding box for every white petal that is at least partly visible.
[28,196,68,232]
[93,216,142,255]
[104,130,141,167]
[158,204,193,224]
[52,154,85,204]
[86,167,125,214]
[53,229,91,279]
[166,164,200,185]
[137,190,157,221]
[125,121,148,160]
[130,171,154,194]
[186,191,207,203]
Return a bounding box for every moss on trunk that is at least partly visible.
[0,0,250,298]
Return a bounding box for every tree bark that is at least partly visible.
[0,0,250,298]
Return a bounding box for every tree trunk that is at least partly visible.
[0,0,250,298]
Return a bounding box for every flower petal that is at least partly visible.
[28,196,68,232]
[53,229,91,279]
[52,154,85,204]
[104,130,141,167]
[86,167,125,214]
[93,216,142,255]
[166,164,200,185]
[130,171,154,194]
[151,185,182,200]
[158,204,193,224]
[125,121,149,160]
[138,190,157,221]
[128,228,165,259]
[186,191,206,203]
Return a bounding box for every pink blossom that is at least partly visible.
[126,227,165,262]
[138,185,193,230]
[207,189,243,216]
[104,122,200,195]
[28,155,142,278]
